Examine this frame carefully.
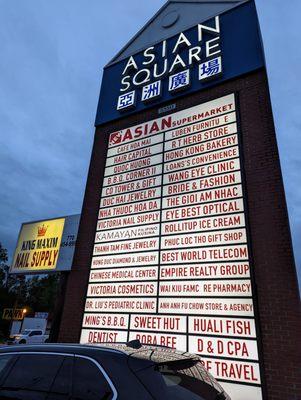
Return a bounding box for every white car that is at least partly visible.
[9,329,49,344]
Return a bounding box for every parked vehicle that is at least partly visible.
[20,317,47,332]
[0,340,230,399]
[7,329,49,344]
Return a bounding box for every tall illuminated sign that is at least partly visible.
[58,2,300,400]
[80,94,263,399]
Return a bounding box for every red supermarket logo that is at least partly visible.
[110,131,122,145]
[109,117,172,146]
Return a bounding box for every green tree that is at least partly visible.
[26,274,60,311]
[0,242,61,340]
[0,242,15,340]
[0,242,9,287]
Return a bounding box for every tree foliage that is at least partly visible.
[26,274,60,311]
[0,242,60,338]
[0,242,8,287]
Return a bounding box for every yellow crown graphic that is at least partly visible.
[37,224,48,237]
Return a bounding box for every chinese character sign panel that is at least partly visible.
[81,94,263,400]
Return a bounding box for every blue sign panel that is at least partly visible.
[95,0,264,126]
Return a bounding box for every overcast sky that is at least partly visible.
[0,0,300,287]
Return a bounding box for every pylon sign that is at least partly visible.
[58,2,300,400]
[81,93,264,399]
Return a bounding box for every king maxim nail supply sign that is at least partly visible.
[80,94,264,399]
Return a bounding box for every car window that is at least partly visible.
[0,354,64,399]
[71,357,113,400]
[30,330,42,336]
[135,360,226,400]
[0,354,15,378]
[48,356,73,400]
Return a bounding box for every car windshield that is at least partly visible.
[102,344,230,400]
[21,330,31,335]
[157,364,225,400]
[135,357,228,400]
